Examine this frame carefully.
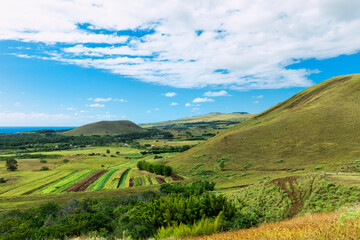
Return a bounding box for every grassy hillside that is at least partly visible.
[168,74,360,181]
[62,120,146,136]
[141,112,255,128]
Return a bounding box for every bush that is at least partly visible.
[63,159,70,163]
[314,166,323,171]
[6,158,18,171]
[0,177,6,183]
[40,159,47,163]
[137,161,172,176]
[277,159,284,163]
[243,164,252,169]
[40,166,50,171]
[156,213,222,239]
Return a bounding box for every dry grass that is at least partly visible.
[185,209,360,240]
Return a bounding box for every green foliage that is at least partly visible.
[40,159,47,163]
[137,161,172,176]
[156,213,222,239]
[243,163,252,169]
[314,166,323,170]
[6,158,18,171]
[63,159,70,163]
[160,181,215,196]
[0,177,6,183]
[120,193,236,238]
[106,149,110,154]
[277,159,284,163]
[290,168,298,172]
[40,166,50,171]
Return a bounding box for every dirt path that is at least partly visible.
[272,176,301,217]
[117,168,131,188]
[64,170,107,192]
[155,176,166,184]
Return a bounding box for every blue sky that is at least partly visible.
[0,0,359,126]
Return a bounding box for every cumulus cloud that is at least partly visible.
[89,103,105,108]
[253,95,264,99]
[170,102,179,106]
[162,92,177,97]
[2,1,360,89]
[204,90,229,97]
[192,97,214,103]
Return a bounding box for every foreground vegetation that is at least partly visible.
[188,206,360,240]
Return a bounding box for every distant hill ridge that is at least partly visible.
[62,120,146,136]
[141,112,255,128]
[169,74,360,173]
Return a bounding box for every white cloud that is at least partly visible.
[93,97,112,102]
[154,108,160,111]
[14,102,21,107]
[114,98,128,102]
[253,95,264,99]
[170,102,179,106]
[185,103,192,107]
[2,1,360,89]
[204,90,229,97]
[146,110,151,113]
[162,92,177,97]
[89,103,105,108]
[66,107,76,110]
[253,101,259,104]
[192,97,214,103]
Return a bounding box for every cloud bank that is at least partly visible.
[2,0,360,89]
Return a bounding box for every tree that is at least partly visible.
[6,158,18,171]
[106,149,110,154]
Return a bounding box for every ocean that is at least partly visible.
[0,127,75,134]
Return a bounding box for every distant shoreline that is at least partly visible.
[0,127,76,134]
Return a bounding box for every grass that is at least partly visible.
[187,207,360,240]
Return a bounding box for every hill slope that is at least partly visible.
[141,112,255,128]
[169,74,360,175]
[62,120,146,136]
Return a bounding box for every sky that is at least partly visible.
[0,0,360,126]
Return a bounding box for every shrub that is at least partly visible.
[40,159,47,163]
[290,169,298,172]
[224,174,230,177]
[241,173,248,177]
[137,161,173,176]
[63,159,70,163]
[0,177,6,183]
[6,158,18,171]
[314,166,323,171]
[220,161,225,171]
[277,159,284,163]
[244,164,252,169]
[156,213,222,239]
[40,166,50,171]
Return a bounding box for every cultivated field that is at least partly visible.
[0,145,185,210]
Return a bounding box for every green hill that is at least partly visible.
[141,112,255,128]
[62,120,146,136]
[168,74,360,181]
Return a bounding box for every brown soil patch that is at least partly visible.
[64,170,107,192]
[129,177,134,187]
[171,175,184,181]
[155,176,166,184]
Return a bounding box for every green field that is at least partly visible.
[0,144,183,210]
